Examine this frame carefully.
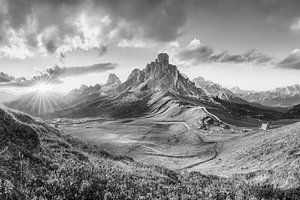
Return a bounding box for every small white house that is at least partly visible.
[260,123,269,131]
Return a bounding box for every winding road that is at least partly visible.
[141,119,223,170]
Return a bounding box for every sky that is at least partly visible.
[1,0,300,93]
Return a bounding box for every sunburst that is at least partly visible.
[15,75,67,116]
[34,82,53,94]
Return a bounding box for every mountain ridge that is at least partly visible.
[231,85,300,107]
[192,76,248,104]
[5,53,300,126]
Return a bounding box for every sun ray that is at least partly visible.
[21,76,67,116]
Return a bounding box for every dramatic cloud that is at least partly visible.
[0,72,15,82]
[277,49,300,69]
[0,63,116,87]
[0,0,189,59]
[177,39,272,65]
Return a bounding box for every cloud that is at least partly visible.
[0,72,15,82]
[45,63,116,80]
[0,62,116,87]
[0,0,189,59]
[178,40,300,70]
[290,17,300,32]
[177,39,272,65]
[277,49,300,69]
[98,45,108,56]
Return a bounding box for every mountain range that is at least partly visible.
[5,53,300,127]
[231,85,300,107]
[192,76,249,104]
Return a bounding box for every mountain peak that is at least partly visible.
[193,76,206,83]
[106,73,121,86]
[156,53,169,66]
[116,53,207,98]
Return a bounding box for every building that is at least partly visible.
[260,123,269,131]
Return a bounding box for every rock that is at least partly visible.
[157,53,169,66]
[108,53,208,99]
[106,73,121,86]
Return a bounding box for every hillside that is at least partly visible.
[1,106,300,199]
[286,104,300,117]
[192,122,300,189]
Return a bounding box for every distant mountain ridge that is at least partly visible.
[231,85,300,107]
[192,76,248,104]
[70,73,122,97]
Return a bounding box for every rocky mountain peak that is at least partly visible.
[145,53,178,78]
[156,53,169,66]
[106,73,121,86]
[115,53,207,98]
[142,53,179,92]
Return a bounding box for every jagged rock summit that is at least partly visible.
[118,53,207,98]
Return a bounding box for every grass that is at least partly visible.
[1,107,300,199]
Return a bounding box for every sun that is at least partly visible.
[34,82,53,94]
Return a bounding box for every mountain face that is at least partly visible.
[287,104,300,117]
[192,76,248,104]
[50,53,212,119]
[231,85,300,107]
[115,53,207,98]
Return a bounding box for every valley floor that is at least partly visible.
[57,115,300,189]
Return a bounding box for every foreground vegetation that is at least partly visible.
[0,107,299,199]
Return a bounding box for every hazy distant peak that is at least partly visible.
[231,84,300,107]
[193,76,206,83]
[79,84,89,90]
[192,76,248,103]
[106,73,121,86]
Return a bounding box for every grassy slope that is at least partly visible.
[194,123,300,189]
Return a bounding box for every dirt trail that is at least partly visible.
[180,142,223,170]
